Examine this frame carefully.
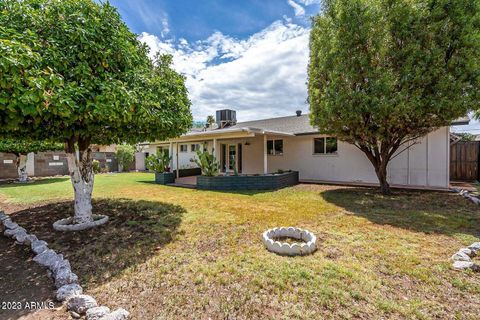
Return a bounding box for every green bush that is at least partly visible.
[116,145,135,172]
[192,149,219,176]
[146,152,171,173]
[92,160,101,174]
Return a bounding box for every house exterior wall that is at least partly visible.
[145,141,213,170]
[264,127,449,189]
[143,126,449,189]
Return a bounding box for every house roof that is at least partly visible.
[147,113,470,144]
[226,114,316,135]
[451,116,470,126]
[214,113,470,135]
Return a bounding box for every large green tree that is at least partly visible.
[309,0,480,194]
[0,139,63,182]
[0,0,192,227]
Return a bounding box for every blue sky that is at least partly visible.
[106,0,479,132]
[105,0,322,122]
[109,0,313,42]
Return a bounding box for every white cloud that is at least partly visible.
[298,0,322,5]
[287,0,306,16]
[139,21,310,122]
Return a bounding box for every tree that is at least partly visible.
[0,139,63,182]
[308,0,480,194]
[206,115,215,128]
[116,144,135,172]
[0,0,192,227]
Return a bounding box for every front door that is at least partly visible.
[227,144,237,172]
[221,144,239,173]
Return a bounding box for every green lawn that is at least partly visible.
[1,172,480,319]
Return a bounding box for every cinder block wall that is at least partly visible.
[34,152,69,177]
[0,151,132,179]
[0,153,19,179]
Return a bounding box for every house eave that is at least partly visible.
[149,127,294,144]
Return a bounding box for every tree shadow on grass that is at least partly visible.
[9,198,185,289]
[321,187,480,238]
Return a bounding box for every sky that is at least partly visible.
[108,0,479,132]
[108,0,321,122]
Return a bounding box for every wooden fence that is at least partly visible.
[450,141,480,181]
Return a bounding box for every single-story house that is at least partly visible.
[140,109,469,190]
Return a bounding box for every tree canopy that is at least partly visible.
[308,0,480,194]
[0,139,63,156]
[0,0,192,226]
[0,0,192,145]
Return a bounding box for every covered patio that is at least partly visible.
[152,127,295,181]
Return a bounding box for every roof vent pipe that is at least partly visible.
[296,110,302,117]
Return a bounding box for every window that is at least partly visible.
[267,139,283,155]
[191,144,201,152]
[314,137,337,154]
[180,144,188,152]
[156,146,169,157]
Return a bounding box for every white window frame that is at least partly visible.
[313,137,338,155]
[190,143,201,152]
[267,139,283,156]
[179,144,188,153]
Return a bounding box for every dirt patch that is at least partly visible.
[0,236,64,320]
[9,198,185,290]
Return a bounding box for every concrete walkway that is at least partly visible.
[167,175,198,189]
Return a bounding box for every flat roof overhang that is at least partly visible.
[149,127,294,144]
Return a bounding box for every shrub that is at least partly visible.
[191,149,219,176]
[92,160,101,174]
[146,152,171,173]
[116,145,135,172]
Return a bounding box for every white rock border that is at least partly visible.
[451,187,480,206]
[53,214,109,232]
[0,210,129,320]
[262,227,316,256]
[450,242,480,272]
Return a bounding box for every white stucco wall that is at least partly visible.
[143,126,449,189]
[26,152,35,176]
[135,152,145,171]
[144,141,214,170]
[264,127,449,189]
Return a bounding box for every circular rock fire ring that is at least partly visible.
[262,227,316,256]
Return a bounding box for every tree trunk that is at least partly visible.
[66,137,94,224]
[356,144,394,195]
[373,161,391,195]
[16,154,28,183]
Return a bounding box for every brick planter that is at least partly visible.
[197,171,299,191]
[155,172,175,185]
[174,168,201,177]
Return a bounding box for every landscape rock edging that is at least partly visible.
[262,227,316,256]
[0,210,129,319]
[451,188,480,206]
[451,242,480,272]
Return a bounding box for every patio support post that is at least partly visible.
[169,142,173,171]
[213,138,218,158]
[176,142,179,179]
[263,134,268,174]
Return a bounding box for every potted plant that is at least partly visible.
[146,152,174,184]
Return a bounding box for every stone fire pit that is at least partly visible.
[262,227,316,256]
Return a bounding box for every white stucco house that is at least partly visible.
[139,109,468,190]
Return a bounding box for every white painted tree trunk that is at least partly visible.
[66,150,95,224]
[16,154,28,183]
